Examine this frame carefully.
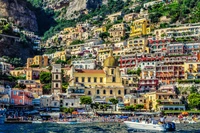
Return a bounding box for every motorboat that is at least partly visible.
[124,121,176,132]
[32,120,43,124]
[56,119,82,124]
[56,121,82,124]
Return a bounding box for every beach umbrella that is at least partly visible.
[72,111,78,115]
[182,112,188,116]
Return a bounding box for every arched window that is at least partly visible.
[118,90,121,95]
[103,90,106,94]
[110,90,113,94]
[96,89,100,94]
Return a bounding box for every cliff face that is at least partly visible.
[43,0,107,20]
[0,0,38,32]
[0,36,35,64]
[0,0,38,64]
[65,0,104,19]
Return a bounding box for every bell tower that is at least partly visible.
[51,64,62,94]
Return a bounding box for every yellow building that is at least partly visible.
[53,50,67,61]
[10,70,25,77]
[69,54,124,101]
[184,62,200,79]
[94,26,107,36]
[130,18,151,37]
[143,90,185,111]
[25,67,49,80]
[97,48,113,65]
[64,27,74,33]
[124,95,146,108]
[125,37,149,54]
[27,55,48,68]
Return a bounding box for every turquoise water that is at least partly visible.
[0,123,200,133]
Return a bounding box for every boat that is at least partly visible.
[5,118,32,124]
[56,120,82,124]
[32,120,43,124]
[124,121,176,132]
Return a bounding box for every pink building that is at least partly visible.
[10,89,34,106]
[138,79,159,92]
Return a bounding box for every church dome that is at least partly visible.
[103,56,118,67]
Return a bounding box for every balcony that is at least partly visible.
[140,81,156,85]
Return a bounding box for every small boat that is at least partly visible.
[124,121,176,132]
[32,120,42,124]
[56,121,81,124]
[5,118,32,124]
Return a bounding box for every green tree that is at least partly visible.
[39,72,52,84]
[42,84,51,94]
[99,32,110,41]
[80,96,92,112]
[109,98,118,111]
[190,85,198,94]
[135,104,144,110]
[125,105,135,111]
[91,103,99,113]
[188,93,200,109]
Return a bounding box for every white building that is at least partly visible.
[0,62,12,75]
[137,61,158,70]
[71,59,96,69]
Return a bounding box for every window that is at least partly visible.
[19,100,23,103]
[82,77,85,82]
[97,90,100,94]
[56,83,59,88]
[94,77,97,83]
[100,77,103,83]
[11,99,14,103]
[88,91,91,95]
[75,77,79,82]
[54,102,57,106]
[65,103,68,106]
[71,103,74,106]
[111,69,114,74]
[88,77,91,82]
[103,90,106,94]
[56,75,59,79]
[110,90,113,94]
[13,91,17,95]
[118,90,121,95]
[112,77,116,82]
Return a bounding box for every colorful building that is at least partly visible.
[10,89,34,106]
[69,54,124,102]
[184,62,200,79]
[138,79,159,92]
[156,63,184,84]
[27,55,48,68]
[143,87,185,111]
[148,39,170,53]
[130,18,151,37]
[125,38,149,54]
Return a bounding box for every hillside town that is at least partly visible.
[1,0,200,117]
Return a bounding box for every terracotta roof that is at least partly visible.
[75,69,105,74]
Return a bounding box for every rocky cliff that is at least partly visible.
[0,0,38,32]
[0,0,38,64]
[42,0,107,20]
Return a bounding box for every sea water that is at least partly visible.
[0,123,200,133]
